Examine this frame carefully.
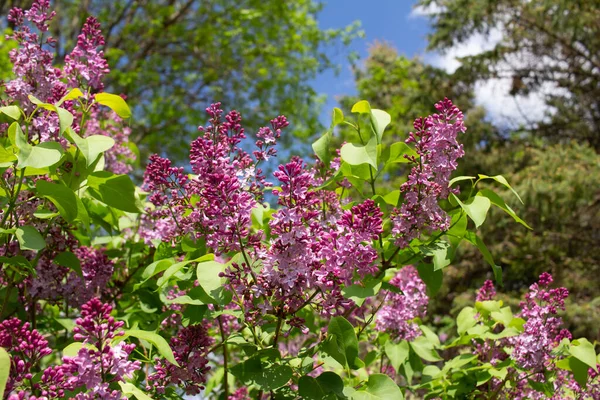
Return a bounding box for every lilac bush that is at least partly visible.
[0,2,597,399]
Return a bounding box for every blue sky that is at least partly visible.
[312,1,549,129]
[313,0,429,120]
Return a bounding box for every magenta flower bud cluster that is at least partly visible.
[391,98,466,248]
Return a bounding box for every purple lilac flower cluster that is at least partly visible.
[1,299,139,399]
[3,0,135,172]
[62,298,141,399]
[141,103,286,253]
[391,98,466,248]
[471,276,600,399]
[375,265,429,341]
[509,272,571,370]
[147,324,214,395]
[64,16,110,91]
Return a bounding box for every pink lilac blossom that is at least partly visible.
[147,324,214,395]
[63,16,110,91]
[375,265,429,341]
[3,1,134,173]
[62,298,140,399]
[476,280,497,302]
[391,98,466,248]
[141,104,286,254]
[228,387,250,400]
[509,273,570,371]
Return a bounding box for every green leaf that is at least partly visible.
[0,347,11,399]
[370,109,391,143]
[19,142,64,169]
[569,338,598,372]
[230,350,293,390]
[36,180,78,223]
[451,193,491,229]
[351,374,403,400]
[449,175,476,187]
[312,131,332,166]
[351,100,371,114]
[326,316,361,369]
[0,105,21,120]
[15,226,45,251]
[477,174,523,204]
[385,340,410,372]
[478,189,532,229]
[12,122,63,169]
[340,136,378,169]
[54,251,83,277]
[119,382,154,400]
[122,330,178,366]
[456,307,477,335]
[299,376,326,399]
[383,142,417,165]
[66,129,116,167]
[422,240,453,271]
[410,336,441,362]
[316,371,345,396]
[416,263,443,296]
[58,88,84,105]
[0,256,34,276]
[332,107,344,126]
[569,357,589,387]
[463,232,502,285]
[87,171,141,213]
[342,279,382,306]
[94,93,132,118]
[196,259,229,304]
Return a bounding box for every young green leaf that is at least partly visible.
[95,93,132,118]
[340,136,378,169]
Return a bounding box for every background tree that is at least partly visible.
[417,0,600,149]
[1,0,360,159]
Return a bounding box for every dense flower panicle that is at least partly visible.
[30,246,113,307]
[391,98,466,248]
[316,199,384,286]
[6,1,64,116]
[147,324,214,395]
[64,298,140,399]
[141,103,286,253]
[375,266,429,341]
[476,280,497,302]
[254,115,289,161]
[0,318,53,394]
[64,16,110,91]
[509,273,570,370]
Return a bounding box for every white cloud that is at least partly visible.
[407,16,553,128]
[409,3,445,18]
[424,28,503,73]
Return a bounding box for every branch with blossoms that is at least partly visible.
[0,2,598,400]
